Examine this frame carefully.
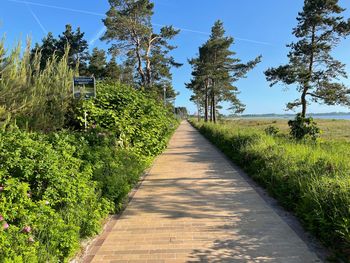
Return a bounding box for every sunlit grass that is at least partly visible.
[222,118,350,141]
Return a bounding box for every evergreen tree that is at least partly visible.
[187,20,261,123]
[88,48,107,79]
[102,0,181,95]
[56,25,89,73]
[33,25,89,74]
[105,55,122,81]
[265,0,350,117]
[31,32,57,70]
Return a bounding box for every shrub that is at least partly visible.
[264,125,280,136]
[288,114,320,140]
[0,82,177,262]
[0,38,75,131]
[0,129,112,262]
[77,83,177,156]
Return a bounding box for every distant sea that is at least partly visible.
[311,115,350,120]
[239,114,350,120]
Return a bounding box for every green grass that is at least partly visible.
[222,118,350,141]
[191,119,350,261]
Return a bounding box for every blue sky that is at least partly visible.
[1,0,350,115]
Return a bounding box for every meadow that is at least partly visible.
[224,118,350,141]
[191,119,350,260]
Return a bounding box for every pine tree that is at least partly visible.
[31,25,89,75]
[105,55,122,81]
[88,48,107,79]
[187,20,261,123]
[102,0,181,92]
[31,32,57,70]
[265,0,350,117]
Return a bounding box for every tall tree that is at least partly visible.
[88,48,107,79]
[265,0,350,117]
[105,55,122,81]
[187,21,261,123]
[102,0,181,94]
[32,25,89,74]
[56,25,89,73]
[31,32,57,70]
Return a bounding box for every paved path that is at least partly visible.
[85,121,321,263]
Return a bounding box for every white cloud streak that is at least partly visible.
[89,26,106,46]
[153,23,272,46]
[7,0,105,16]
[26,4,47,34]
[8,0,272,46]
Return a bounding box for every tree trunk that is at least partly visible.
[210,96,213,122]
[301,89,307,118]
[145,36,153,87]
[301,24,316,118]
[212,91,217,124]
[135,38,146,86]
[197,101,201,122]
[204,82,209,122]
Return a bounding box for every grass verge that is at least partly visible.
[190,120,350,261]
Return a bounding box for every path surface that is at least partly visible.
[85,121,321,263]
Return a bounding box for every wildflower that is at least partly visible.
[22,226,31,233]
[45,201,50,205]
[28,237,35,243]
[0,215,3,221]
[27,192,32,198]
[0,185,4,192]
[3,222,9,230]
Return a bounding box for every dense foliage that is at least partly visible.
[0,82,177,262]
[76,83,177,156]
[191,120,350,259]
[0,38,74,131]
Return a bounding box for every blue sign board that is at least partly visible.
[73,77,96,99]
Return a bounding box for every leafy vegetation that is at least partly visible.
[0,56,177,262]
[191,120,350,259]
[0,38,74,131]
[288,114,320,140]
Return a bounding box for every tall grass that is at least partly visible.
[191,120,350,259]
[0,37,75,131]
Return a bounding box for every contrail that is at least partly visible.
[89,26,106,46]
[8,0,272,46]
[153,23,272,46]
[26,4,47,34]
[7,0,105,16]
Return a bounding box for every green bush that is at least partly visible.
[288,114,320,140]
[0,129,112,262]
[0,81,177,262]
[0,38,75,131]
[264,125,280,136]
[76,83,177,156]
[191,120,350,258]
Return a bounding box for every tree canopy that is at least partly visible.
[187,20,261,122]
[265,0,350,117]
[102,0,181,98]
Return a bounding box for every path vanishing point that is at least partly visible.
[84,121,322,263]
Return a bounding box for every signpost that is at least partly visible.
[73,77,96,99]
[73,77,96,129]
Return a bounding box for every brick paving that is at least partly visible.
[84,121,321,263]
